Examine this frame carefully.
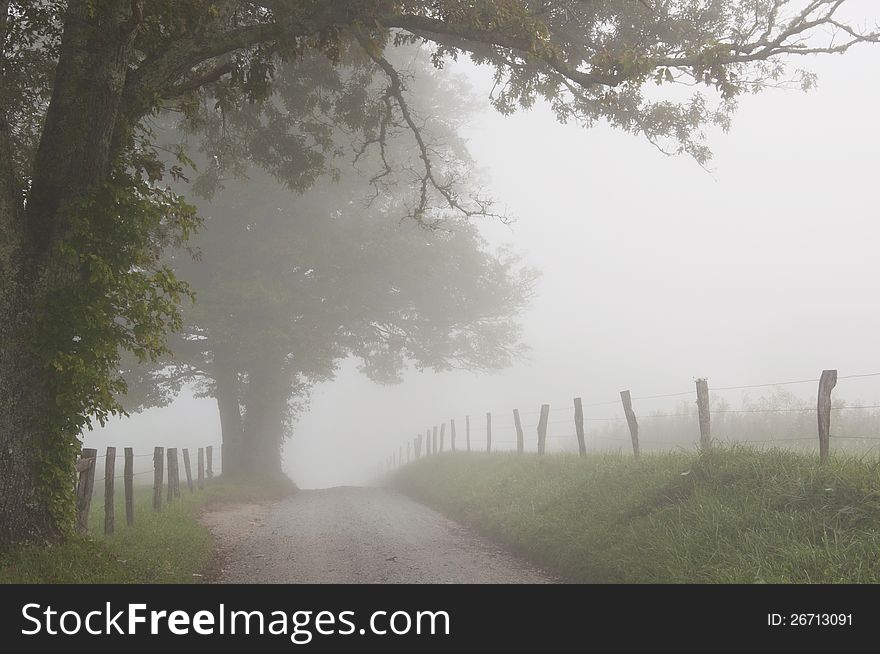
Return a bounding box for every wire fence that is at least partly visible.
[75,443,221,536]
[382,368,880,470]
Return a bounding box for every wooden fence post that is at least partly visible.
[695,378,711,450]
[620,391,640,458]
[466,415,471,451]
[415,435,421,459]
[174,450,181,497]
[153,446,164,511]
[439,423,446,452]
[124,447,134,527]
[104,447,115,535]
[399,445,403,465]
[206,445,213,479]
[75,448,97,533]
[486,412,492,452]
[197,447,205,489]
[182,448,194,492]
[432,426,438,454]
[426,429,431,456]
[818,369,838,463]
[513,409,524,454]
[167,448,178,502]
[450,419,456,451]
[574,398,586,456]
[537,404,550,454]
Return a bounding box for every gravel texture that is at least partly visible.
[202,486,555,584]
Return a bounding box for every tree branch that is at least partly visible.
[352,26,506,225]
[160,60,237,99]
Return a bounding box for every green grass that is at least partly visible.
[0,477,294,584]
[391,446,880,583]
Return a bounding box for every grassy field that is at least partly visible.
[391,447,880,583]
[0,478,293,583]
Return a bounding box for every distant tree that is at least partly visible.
[2,0,877,544]
[124,164,536,477]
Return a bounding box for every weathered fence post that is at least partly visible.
[486,412,492,452]
[620,391,640,458]
[537,404,550,454]
[197,447,205,489]
[406,441,411,463]
[818,369,838,463]
[513,409,524,454]
[174,450,181,496]
[206,445,214,479]
[167,448,179,502]
[432,426,438,454]
[415,435,421,459]
[450,419,456,451]
[153,446,164,511]
[124,447,134,527]
[466,415,471,451]
[75,448,97,533]
[439,423,446,452]
[104,447,115,535]
[399,445,403,465]
[695,378,711,450]
[182,448,194,492]
[574,398,586,456]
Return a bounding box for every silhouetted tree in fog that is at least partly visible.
[124,166,536,477]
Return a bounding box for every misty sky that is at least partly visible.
[87,2,880,487]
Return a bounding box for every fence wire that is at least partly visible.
[388,369,880,467]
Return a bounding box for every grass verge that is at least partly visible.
[0,477,294,583]
[391,446,880,583]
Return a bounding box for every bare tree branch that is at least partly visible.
[352,27,507,225]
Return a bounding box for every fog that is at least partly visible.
[86,2,880,488]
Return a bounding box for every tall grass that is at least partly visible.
[0,478,293,583]
[392,447,880,583]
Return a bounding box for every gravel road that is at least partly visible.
[202,486,555,584]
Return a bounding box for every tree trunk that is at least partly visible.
[241,358,289,478]
[0,0,64,546]
[0,283,64,546]
[0,123,65,545]
[0,0,140,546]
[214,347,244,477]
[26,0,140,249]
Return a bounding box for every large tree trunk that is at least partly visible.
[241,358,289,479]
[0,0,140,547]
[26,0,140,249]
[214,347,244,477]
[0,71,62,544]
[0,260,60,546]
[0,0,59,546]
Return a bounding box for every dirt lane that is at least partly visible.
[202,486,555,584]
